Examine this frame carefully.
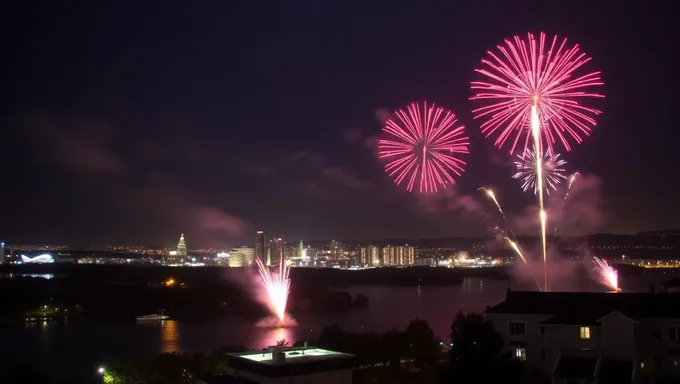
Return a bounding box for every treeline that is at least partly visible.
[0,263,510,287]
[0,276,369,320]
[0,312,538,384]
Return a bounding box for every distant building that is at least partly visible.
[382,245,415,266]
[484,289,680,383]
[200,346,354,384]
[225,251,243,267]
[232,246,255,266]
[268,237,284,265]
[177,234,187,257]
[255,231,265,264]
[20,253,54,264]
[330,240,343,261]
[360,245,380,266]
[0,241,4,265]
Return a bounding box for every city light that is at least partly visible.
[20,254,54,263]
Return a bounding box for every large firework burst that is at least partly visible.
[378,101,469,193]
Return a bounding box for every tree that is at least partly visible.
[381,329,408,369]
[404,319,440,369]
[445,312,525,383]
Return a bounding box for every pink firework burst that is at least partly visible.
[471,32,605,154]
[378,102,469,193]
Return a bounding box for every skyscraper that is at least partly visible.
[255,231,265,264]
[360,245,380,266]
[382,245,415,266]
[269,237,284,265]
[177,234,187,257]
[0,242,5,265]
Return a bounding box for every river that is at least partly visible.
[2,271,678,377]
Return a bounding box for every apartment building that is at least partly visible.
[484,289,680,383]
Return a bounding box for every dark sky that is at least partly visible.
[2,1,677,247]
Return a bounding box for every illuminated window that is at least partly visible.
[515,347,526,361]
[580,327,591,339]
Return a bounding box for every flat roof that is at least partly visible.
[229,347,353,366]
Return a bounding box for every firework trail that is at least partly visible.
[472,32,604,292]
[530,104,549,291]
[255,254,291,323]
[513,148,567,195]
[478,187,508,223]
[593,257,620,292]
[378,102,470,193]
[480,187,522,260]
[470,32,604,155]
[503,236,527,264]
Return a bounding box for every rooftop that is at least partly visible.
[484,289,680,324]
[227,347,355,378]
[231,347,351,365]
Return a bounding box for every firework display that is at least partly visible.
[378,102,469,193]
[593,257,620,292]
[472,32,606,292]
[513,148,567,195]
[471,32,604,154]
[255,254,291,323]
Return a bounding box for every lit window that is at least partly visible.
[515,347,526,361]
[580,327,591,339]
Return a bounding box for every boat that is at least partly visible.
[136,310,168,321]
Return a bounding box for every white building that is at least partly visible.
[484,289,680,383]
[199,346,354,384]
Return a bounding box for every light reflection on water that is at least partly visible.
[160,320,181,354]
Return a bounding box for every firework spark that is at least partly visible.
[378,102,469,193]
[513,148,567,195]
[255,255,291,323]
[478,187,508,222]
[593,257,620,292]
[471,32,604,154]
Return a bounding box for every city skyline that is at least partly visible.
[3,1,680,247]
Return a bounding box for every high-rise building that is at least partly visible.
[255,231,265,263]
[0,241,4,265]
[269,237,284,265]
[360,245,380,266]
[330,240,343,260]
[381,245,415,266]
[232,246,255,266]
[177,234,187,257]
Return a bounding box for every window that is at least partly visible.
[669,326,680,343]
[509,322,526,336]
[515,347,526,361]
[580,326,591,339]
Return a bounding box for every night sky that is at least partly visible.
[2,1,678,247]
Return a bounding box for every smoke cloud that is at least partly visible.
[512,173,608,236]
[415,187,484,215]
